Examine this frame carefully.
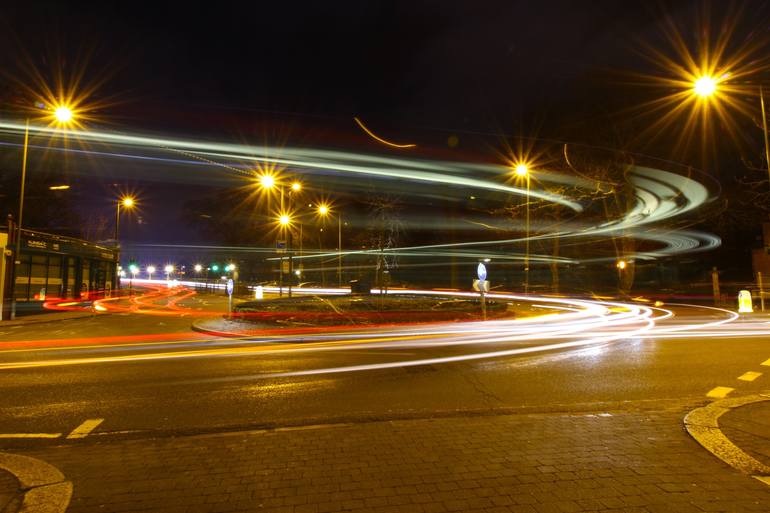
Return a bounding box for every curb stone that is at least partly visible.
[0,453,71,513]
[684,391,770,483]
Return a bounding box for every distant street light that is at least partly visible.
[318,204,343,288]
[291,181,301,192]
[164,264,174,280]
[259,174,275,189]
[146,265,156,280]
[616,260,627,270]
[194,264,203,273]
[114,196,136,243]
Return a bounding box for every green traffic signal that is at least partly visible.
[211,264,219,272]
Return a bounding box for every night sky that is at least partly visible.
[1,1,769,257]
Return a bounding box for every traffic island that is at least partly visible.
[191,293,546,337]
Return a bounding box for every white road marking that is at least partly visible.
[706,386,735,399]
[0,433,61,438]
[67,418,104,439]
[738,371,762,382]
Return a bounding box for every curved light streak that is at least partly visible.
[353,117,416,148]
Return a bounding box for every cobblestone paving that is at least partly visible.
[0,469,20,513]
[19,409,770,513]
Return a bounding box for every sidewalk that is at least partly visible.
[0,469,21,513]
[19,408,770,513]
[0,310,95,327]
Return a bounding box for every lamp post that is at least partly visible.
[515,163,530,294]
[9,105,76,319]
[691,75,770,184]
[279,214,292,297]
[317,204,343,288]
[114,197,135,243]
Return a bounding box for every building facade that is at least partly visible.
[0,228,118,318]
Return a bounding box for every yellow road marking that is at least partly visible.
[67,419,104,439]
[762,358,770,367]
[0,433,61,438]
[738,371,762,382]
[706,386,735,399]
[754,476,770,486]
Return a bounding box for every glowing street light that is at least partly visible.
[53,105,74,124]
[514,163,529,177]
[194,264,203,273]
[616,259,628,270]
[291,181,301,192]
[259,174,275,189]
[146,265,156,280]
[693,76,717,97]
[279,214,291,226]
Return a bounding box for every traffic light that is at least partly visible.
[211,264,219,272]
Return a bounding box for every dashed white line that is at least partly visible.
[67,418,104,439]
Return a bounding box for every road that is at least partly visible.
[1,288,770,512]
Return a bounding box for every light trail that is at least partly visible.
[353,117,416,148]
[0,120,722,263]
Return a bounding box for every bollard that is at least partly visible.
[738,290,754,313]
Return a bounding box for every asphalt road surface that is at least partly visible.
[0,290,768,444]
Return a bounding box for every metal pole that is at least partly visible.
[338,214,342,289]
[761,85,770,185]
[114,202,120,242]
[480,288,487,321]
[711,266,720,306]
[288,229,293,298]
[759,271,765,312]
[524,174,530,294]
[11,119,30,319]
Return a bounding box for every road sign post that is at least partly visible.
[226,278,234,318]
[477,263,488,321]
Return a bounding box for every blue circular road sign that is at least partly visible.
[477,263,487,282]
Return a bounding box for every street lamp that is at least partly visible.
[146,265,156,280]
[317,204,343,288]
[194,264,203,273]
[114,196,135,243]
[693,76,717,97]
[514,163,531,294]
[164,264,174,280]
[10,103,77,319]
[689,74,770,184]
[54,106,74,124]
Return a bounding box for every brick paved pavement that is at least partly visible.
[17,408,770,513]
[0,469,20,513]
